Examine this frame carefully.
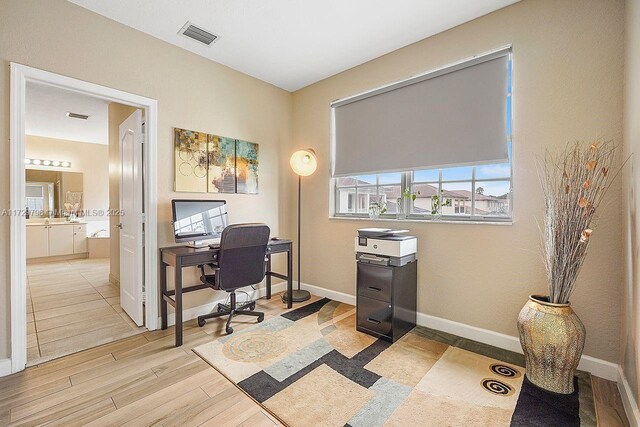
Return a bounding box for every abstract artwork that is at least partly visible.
[174,128,209,193]
[174,127,259,194]
[208,135,236,194]
[235,139,259,194]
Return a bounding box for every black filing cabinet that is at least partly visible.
[356,260,417,342]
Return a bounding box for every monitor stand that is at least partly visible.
[186,241,209,249]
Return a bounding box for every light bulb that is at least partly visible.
[32,159,41,165]
[52,161,60,166]
[290,149,317,176]
[61,162,70,167]
[43,160,51,166]
[24,158,31,164]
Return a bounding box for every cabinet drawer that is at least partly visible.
[357,263,392,302]
[357,296,392,337]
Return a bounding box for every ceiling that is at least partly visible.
[26,82,109,145]
[68,0,519,91]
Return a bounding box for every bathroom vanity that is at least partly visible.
[26,221,88,260]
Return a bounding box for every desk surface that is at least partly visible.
[160,238,292,257]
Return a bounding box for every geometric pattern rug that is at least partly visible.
[193,298,596,427]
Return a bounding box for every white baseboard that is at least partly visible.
[0,358,12,377]
[109,274,120,287]
[300,282,619,382]
[302,283,356,305]
[618,366,640,427]
[157,282,286,327]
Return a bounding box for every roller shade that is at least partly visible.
[331,48,510,177]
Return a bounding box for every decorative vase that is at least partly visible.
[368,204,381,219]
[517,295,585,394]
[396,198,406,220]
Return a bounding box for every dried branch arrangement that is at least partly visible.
[539,141,623,304]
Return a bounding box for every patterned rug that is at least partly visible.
[193,298,596,427]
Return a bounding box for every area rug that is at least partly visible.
[193,298,596,427]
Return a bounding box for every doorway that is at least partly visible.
[9,64,159,374]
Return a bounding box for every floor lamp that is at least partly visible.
[283,148,317,303]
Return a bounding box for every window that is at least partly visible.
[331,51,513,223]
[25,184,45,216]
[335,173,402,215]
[333,155,512,222]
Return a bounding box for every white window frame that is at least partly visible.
[333,175,403,218]
[332,164,513,223]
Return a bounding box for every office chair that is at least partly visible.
[196,223,270,334]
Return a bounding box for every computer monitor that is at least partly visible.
[172,199,228,246]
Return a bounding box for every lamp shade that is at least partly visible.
[290,149,317,176]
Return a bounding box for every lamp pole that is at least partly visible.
[283,149,316,303]
[298,174,301,291]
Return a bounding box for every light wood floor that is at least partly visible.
[27,258,145,365]
[4,291,630,426]
[2,293,295,426]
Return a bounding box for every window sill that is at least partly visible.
[328,216,513,226]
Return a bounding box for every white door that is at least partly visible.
[118,110,144,326]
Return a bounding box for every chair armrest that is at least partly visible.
[199,264,221,288]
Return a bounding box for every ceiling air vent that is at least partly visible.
[65,111,89,120]
[179,22,219,46]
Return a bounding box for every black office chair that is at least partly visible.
[196,223,270,334]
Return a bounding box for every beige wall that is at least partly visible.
[290,0,625,362]
[0,0,292,359]
[622,0,640,409]
[25,136,109,225]
[0,0,626,366]
[108,103,138,284]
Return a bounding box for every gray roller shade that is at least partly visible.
[331,48,510,177]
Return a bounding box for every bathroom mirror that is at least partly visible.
[25,169,83,218]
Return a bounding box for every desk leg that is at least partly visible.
[160,260,167,330]
[266,254,272,300]
[287,245,293,309]
[175,260,183,347]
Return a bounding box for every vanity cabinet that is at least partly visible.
[26,223,88,259]
[26,225,49,259]
[73,224,87,254]
[49,225,74,256]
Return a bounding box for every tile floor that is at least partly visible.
[26,258,145,365]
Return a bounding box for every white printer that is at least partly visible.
[355,228,417,266]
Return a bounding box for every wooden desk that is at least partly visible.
[159,238,293,346]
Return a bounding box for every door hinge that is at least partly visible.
[140,213,146,223]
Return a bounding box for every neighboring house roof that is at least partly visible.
[413,183,508,202]
[338,177,374,186]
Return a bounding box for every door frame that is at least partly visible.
[9,63,159,374]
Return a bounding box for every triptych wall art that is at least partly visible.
[174,128,259,194]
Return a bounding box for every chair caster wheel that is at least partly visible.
[216,304,224,313]
[198,318,206,327]
[257,314,264,323]
[226,326,234,335]
[249,302,256,311]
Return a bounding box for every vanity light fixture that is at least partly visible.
[25,158,71,168]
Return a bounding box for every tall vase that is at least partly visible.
[517,295,585,394]
[396,197,406,220]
